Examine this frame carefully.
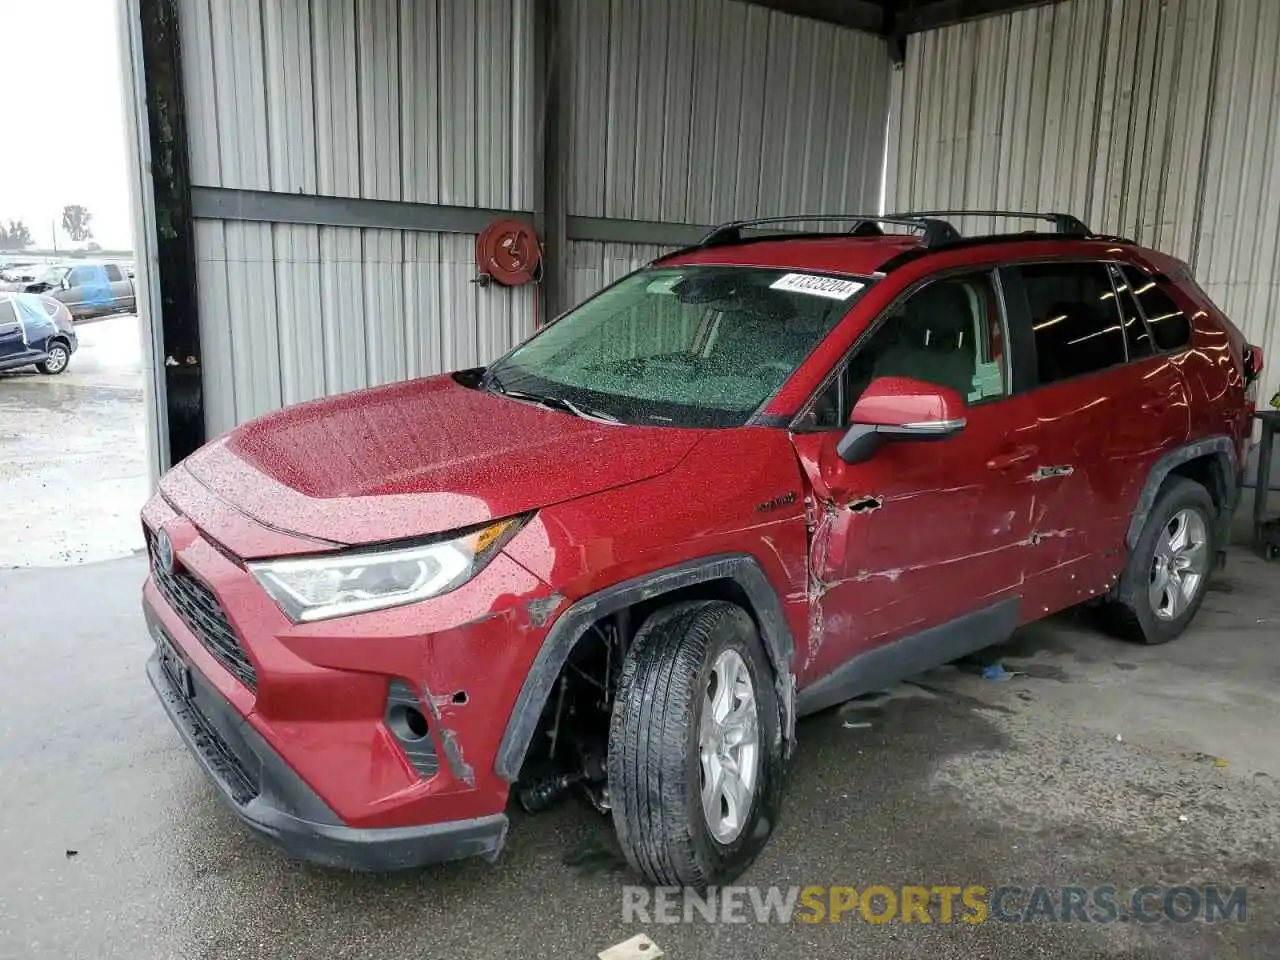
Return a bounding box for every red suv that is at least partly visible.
[143,211,1263,887]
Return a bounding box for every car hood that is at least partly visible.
[174,373,707,552]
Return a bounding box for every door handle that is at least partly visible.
[987,445,1039,471]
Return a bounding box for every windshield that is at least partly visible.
[486,266,870,427]
[37,267,67,285]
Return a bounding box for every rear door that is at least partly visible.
[0,300,25,364]
[790,268,1041,686]
[13,294,59,353]
[67,265,113,314]
[1001,260,1190,607]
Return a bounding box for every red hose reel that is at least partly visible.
[474,218,545,328]
[474,219,542,287]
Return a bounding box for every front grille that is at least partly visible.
[155,644,261,806]
[148,532,258,691]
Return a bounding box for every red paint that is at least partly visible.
[847,376,965,427]
[142,230,1252,843]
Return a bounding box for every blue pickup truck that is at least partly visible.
[21,262,136,320]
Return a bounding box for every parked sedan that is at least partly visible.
[22,262,136,320]
[0,292,77,374]
[0,262,42,291]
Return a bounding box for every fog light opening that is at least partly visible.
[388,704,429,741]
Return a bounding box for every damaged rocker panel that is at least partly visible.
[796,597,1021,717]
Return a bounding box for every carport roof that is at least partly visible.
[743,0,1058,36]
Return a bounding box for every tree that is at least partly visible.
[61,204,93,243]
[0,220,33,251]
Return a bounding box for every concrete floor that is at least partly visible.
[1,323,1279,958]
[0,313,148,567]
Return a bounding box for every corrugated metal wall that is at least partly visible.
[175,0,893,436]
[564,0,893,302]
[887,0,1280,403]
[566,0,891,224]
[178,0,536,434]
[566,241,679,307]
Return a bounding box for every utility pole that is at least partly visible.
[51,219,58,254]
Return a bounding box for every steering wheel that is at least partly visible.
[750,360,795,381]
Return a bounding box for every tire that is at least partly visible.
[607,600,783,889]
[1104,476,1216,644]
[36,341,70,375]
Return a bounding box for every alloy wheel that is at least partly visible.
[698,648,759,844]
[1149,507,1208,621]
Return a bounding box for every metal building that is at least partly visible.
[120,0,1280,476]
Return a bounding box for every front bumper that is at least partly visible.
[140,486,562,870]
[146,616,508,870]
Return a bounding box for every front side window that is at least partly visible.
[798,271,1007,430]
[485,267,870,427]
[1019,262,1127,385]
[1121,265,1191,351]
[104,264,123,282]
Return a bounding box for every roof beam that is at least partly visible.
[894,0,1060,34]
[737,0,885,35]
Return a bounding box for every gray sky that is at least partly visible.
[0,0,133,250]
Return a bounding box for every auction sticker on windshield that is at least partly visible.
[769,273,865,300]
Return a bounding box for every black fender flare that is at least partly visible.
[494,553,797,782]
[1125,435,1238,551]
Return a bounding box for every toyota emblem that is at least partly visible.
[155,528,175,574]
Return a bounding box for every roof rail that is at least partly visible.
[891,209,1092,237]
[697,214,961,249]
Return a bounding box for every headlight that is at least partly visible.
[249,517,526,622]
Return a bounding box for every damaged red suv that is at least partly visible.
[144,211,1262,886]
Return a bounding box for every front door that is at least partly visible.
[790,269,1041,688]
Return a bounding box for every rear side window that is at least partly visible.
[1110,266,1154,361]
[1017,262,1127,385]
[1121,266,1191,351]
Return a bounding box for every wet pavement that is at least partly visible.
[1,548,1278,959]
[0,314,148,567]
[2,328,1280,958]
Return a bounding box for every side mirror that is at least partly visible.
[836,376,966,464]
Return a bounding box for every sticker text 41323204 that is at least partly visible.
[769,273,865,301]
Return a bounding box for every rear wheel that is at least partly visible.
[607,600,782,889]
[37,342,70,375]
[1105,477,1215,644]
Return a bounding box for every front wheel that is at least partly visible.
[36,342,70,375]
[1104,477,1215,644]
[607,600,782,889]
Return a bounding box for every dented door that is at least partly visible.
[790,393,1042,687]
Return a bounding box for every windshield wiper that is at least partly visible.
[497,386,619,424]
[543,395,619,424]
[482,368,618,423]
